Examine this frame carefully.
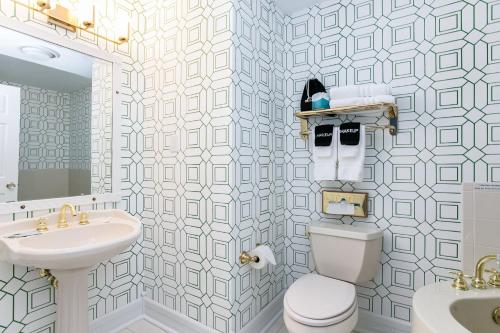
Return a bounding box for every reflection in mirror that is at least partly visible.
[0,26,113,203]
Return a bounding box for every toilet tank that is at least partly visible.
[308,222,383,283]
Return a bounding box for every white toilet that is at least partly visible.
[283,222,383,333]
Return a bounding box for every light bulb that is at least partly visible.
[78,3,95,28]
[115,15,129,44]
[36,0,55,10]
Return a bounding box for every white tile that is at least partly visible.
[474,219,500,248]
[473,190,500,220]
[462,241,475,274]
[474,245,500,265]
[462,190,474,220]
[278,327,288,333]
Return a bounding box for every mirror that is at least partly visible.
[0,25,115,203]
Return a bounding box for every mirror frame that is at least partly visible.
[0,16,122,214]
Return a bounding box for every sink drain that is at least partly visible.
[494,307,500,325]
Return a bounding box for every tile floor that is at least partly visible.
[118,319,168,333]
[118,318,359,333]
[276,326,288,333]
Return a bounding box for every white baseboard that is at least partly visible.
[143,298,219,333]
[90,296,411,333]
[240,291,285,333]
[356,310,411,333]
[90,298,144,333]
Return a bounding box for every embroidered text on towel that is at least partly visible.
[339,123,361,146]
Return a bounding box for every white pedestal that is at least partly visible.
[52,268,90,333]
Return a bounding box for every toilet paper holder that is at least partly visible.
[322,191,368,217]
[239,251,260,264]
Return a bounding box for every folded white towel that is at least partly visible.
[329,86,360,100]
[370,95,395,104]
[330,97,366,108]
[329,95,395,108]
[313,126,338,181]
[330,84,392,101]
[338,125,365,182]
[358,84,391,97]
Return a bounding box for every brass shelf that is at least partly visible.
[294,102,398,139]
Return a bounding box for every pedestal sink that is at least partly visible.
[412,281,500,332]
[0,209,141,333]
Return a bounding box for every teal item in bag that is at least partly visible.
[311,92,330,110]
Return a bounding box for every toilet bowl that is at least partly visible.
[283,274,358,333]
[283,222,383,333]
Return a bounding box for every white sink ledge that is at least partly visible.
[412,281,500,333]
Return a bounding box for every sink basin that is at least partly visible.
[0,211,140,269]
[0,209,140,270]
[412,282,500,333]
[450,298,500,333]
[0,209,141,333]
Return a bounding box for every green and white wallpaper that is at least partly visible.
[0,0,142,332]
[284,0,500,323]
[69,87,92,171]
[1,0,500,332]
[0,82,91,171]
[18,85,72,170]
[233,0,286,329]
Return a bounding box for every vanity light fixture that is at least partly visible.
[11,0,130,45]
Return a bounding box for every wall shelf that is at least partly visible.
[294,102,398,139]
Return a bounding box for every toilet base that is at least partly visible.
[284,307,358,333]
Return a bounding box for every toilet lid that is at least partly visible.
[284,274,356,324]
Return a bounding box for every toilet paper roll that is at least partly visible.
[248,245,276,270]
[327,201,355,215]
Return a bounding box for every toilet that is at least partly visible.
[283,222,383,333]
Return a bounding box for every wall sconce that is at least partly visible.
[11,0,129,45]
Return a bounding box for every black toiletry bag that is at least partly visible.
[300,78,326,111]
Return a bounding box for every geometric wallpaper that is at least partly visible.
[233,0,286,330]
[69,87,91,171]
[284,0,500,323]
[17,85,72,170]
[0,0,142,332]
[0,81,91,171]
[136,0,286,331]
[135,0,243,331]
[1,0,499,332]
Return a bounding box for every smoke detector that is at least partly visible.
[19,46,60,61]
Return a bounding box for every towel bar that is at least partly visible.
[294,102,398,139]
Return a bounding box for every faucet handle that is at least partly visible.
[78,212,90,225]
[450,271,471,278]
[449,271,471,291]
[485,268,500,288]
[36,218,49,233]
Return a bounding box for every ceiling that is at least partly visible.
[0,25,95,92]
[0,54,91,92]
[275,0,324,15]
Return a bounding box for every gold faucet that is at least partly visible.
[471,254,500,289]
[57,203,77,228]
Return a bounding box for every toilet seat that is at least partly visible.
[284,274,357,327]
